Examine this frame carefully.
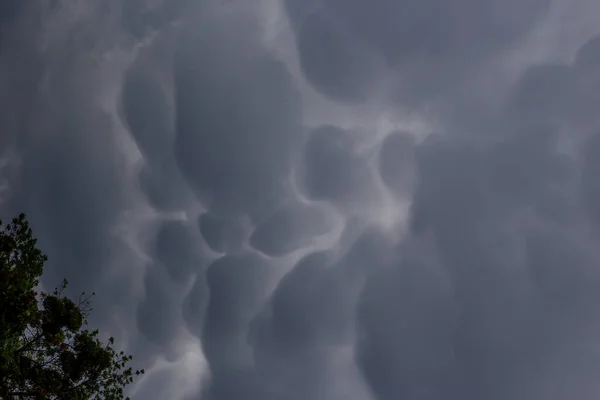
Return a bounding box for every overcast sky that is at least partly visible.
[2,0,600,399]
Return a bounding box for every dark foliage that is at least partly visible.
[0,214,144,399]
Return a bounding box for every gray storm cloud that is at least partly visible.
[284,0,550,105]
[1,1,600,400]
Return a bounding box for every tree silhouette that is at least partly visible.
[0,214,144,399]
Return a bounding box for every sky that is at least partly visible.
[1,0,600,399]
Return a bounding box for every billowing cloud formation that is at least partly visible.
[302,125,371,202]
[173,8,304,221]
[378,131,416,197]
[510,34,600,130]
[2,1,600,400]
[249,202,332,256]
[285,0,550,104]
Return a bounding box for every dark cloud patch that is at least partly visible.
[285,0,550,103]
[509,34,600,129]
[504,34,600,225]
[198,213,246,254]
[121,0,186,39]
[378,131,416,197]
[122,65,173,162]
[138,162,192,211]
[509,64,574,124]
[409,135,487,236]
[249,203,332,256]
[152,220,203,283]
[200,231,392,400]
[0,0,27,44]
[241,232,393,399]
[202,253,272,372]
[239,253,337,400]
[572,34,600,123]
[411,126,575,300]
[0,0,22,20]
[268,232,391,348]
[382,135,551,398]
[251,252,336,353]
[302,125,371,203]
[133,368,179,400]
[295,12,380,102]
[6,107,128,293]
[356,241,461,400]
[182,269,210,338]
[314,0,545,65]
[411,124,578,240]
[137,263,180,347]
[0,3,46,153]
[581,132,600,229]
[386,38,600,396]
[173,16,304,220]
[521,228,600,400]
[526,229,600,317]
[576,34,600,67]
[199,369,257,400]
[121,59,194,211]
[486,125,577,224]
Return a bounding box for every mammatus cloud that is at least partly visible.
[2,1,600,399]
[284,0,550,105]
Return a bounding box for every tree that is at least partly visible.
[0,214,144,399]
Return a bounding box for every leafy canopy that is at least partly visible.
[0,214,144,399]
